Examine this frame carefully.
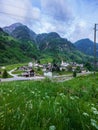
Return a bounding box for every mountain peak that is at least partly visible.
[74,38,94,46]
[74,38,98,56]
[3,22,23,34]
[48,32,60,38]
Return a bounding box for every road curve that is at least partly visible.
[0,69,92,82]
[0,68,45,82]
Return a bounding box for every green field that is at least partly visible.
[0,74,98,130]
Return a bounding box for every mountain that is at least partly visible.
[36,32,75,53]
[3,23,36,42]
[0,23,94,65]
[3,23,23,34]
[36,33,93,63]
[74,38,98,56]
[0,28,39,65]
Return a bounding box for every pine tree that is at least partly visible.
[73,71,77,77]
[2,69,8,78]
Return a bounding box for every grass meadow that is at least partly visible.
[0,74,98,130]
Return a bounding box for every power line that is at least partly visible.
[0,2,28,11]
[0,11,34,20]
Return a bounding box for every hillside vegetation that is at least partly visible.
[0,74,98,130]
[0,23,94,65]
[0,28,39,65]
[74,38,98,57]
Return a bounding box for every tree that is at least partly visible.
[84,62,93,71]
[76,66,81,73]
[2,69,8,78]
[67,65,72,72]
[73,71,77,77]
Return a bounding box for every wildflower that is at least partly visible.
[59,93,65,98]
[70,96,74,100]
[91,103,94,106]
[45,95,50,99]
[31,91,35,94]
[74,96,79,99]
[7,93,9,96]
[29,103,33,109]
[59,93,64,96]
[91,107,97,111]
[93,110,98,115]
[83,112,89,117]
[91,119,98,129]
[9,90,12,93]
[49,125,56,130]
[55,102,60,105]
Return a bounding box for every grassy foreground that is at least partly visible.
[0,74,98,130]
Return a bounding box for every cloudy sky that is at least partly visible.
[0,0,98,42]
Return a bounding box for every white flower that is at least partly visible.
[59,93,65,98]
[49,125,56,130]
[91,119,98,129]
[93,110,98,115]
[83,112,89,117]
[91,107,97,111]
[31,91,35,94]
[70,96,74,100]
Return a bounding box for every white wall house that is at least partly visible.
[44,71,52,77]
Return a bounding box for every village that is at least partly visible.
[0,60,91,82]
[15,61,88,78]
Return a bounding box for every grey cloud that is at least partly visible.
[41,0,74,21]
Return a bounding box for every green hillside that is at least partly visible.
[74,38,98,57]
[0,23,94,65]
[36,33,93,63]
[0,28,39,65]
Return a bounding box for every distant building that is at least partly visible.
[60,61,69,70]
[28,62,33,68]
[61,61,69,67]
[22,69,35,77]
[44,71,52,77]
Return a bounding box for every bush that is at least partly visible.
[2,69,8,78]
[73,71,77,77]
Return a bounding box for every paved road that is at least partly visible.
[8,68,18,78]
[1,76,45,82]
[0,69,45,82]
[51,71,92,82]
[0,69,92,82]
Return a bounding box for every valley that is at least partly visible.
[0,23,98,130]
[0,23,94,66]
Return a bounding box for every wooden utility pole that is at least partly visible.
[94,24,96,73]
[94,24,98,73]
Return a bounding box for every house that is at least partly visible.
[28,62,33,69]
[61,61,69,67]
[22,69,35,77]
[44,71,52,77]
[60,61,69,70]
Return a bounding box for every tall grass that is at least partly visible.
[0,74,98,130]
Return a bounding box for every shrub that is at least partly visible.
[2,69,8,78]
[73,71,77,77]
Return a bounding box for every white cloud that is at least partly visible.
[0,0,98,42]
[0,0,41,26]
